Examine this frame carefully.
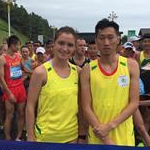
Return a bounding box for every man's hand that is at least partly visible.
[8,92,16,103]
[93,124,115,145]
[93,124,111,138]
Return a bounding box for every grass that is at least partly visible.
[0,18,29,45]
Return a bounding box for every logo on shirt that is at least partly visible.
[118,75,129,87]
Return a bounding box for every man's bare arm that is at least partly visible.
[0,56,10,93]
[80,64,114,144]
[107,59,139,130]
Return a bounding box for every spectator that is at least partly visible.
[123,42,136,58]
[128,35,141,51]
[0,35,26,140]
[88,40,99,60]
[35,46,46,66]
[44,39,54,61]
[70,38,90,68]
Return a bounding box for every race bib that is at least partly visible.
[10,65,22,79]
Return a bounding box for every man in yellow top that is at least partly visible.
[80,18,139,146]
[136,33,150,67]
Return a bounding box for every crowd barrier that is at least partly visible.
[0,140,150,150]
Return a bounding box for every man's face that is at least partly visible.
[36,52,45,62]
[124,48,134,58]
[132,41,140,50]
[27,43,33,50]
[21,47,29,59]
[76,39,86,56]
[142,38,150,51]
[46,43,53,53]
[88,44,98,60]
[96,27,120,56]
[11,42,21,52]
[34,43,41,52]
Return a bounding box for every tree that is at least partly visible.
[0,1,7,20]
[0,0,55,42]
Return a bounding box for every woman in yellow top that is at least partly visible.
[80,19,139,146]
[26,27,83,143]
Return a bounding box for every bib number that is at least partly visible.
[10,65,22,79]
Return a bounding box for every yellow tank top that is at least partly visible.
[140,51,145,65]
[35,61,78,143]
[89,56,135,146]
[31,53,36,60]
[140,51,150,67]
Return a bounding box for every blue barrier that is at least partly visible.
[0,140,150,150]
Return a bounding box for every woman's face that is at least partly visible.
[53,33,76,60]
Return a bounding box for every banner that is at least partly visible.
[128,30,136,38]
[0,140,150,150]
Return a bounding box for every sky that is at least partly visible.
[16,0,150,35]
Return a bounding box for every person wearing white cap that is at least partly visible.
[128,35,141,51]
[123,42,136,58]
[35,46,46,66]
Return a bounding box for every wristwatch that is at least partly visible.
[78,135,87,140]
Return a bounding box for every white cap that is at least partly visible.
[141,63,150,70]
[123,42,136,52]
[36,47,45,54]
[128,36,141,42]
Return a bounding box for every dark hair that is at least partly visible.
[21,45,28,50]
[7,35,20,48]
[76,37,85,40]
[54,26,77,42]
[45,39,53,46]
[88,40,95,45]
[34,40,42,45]
[95,18,119,37]
[141,33,150,40]
[25,41,33,45]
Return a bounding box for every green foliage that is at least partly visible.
[0,18,29,45]
[0,0,54,42]
[28,13,52,41]
[11,5,30,36]
[0,1,7,21]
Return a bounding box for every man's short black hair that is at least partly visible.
[45,39,53,46]
[7,35,20,48]
[25,41,33,45]
[88,40,95,45]
[34,40,42,45]
[141,33,150,40]
[95,18,119,37]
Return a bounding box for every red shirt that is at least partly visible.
[4,53,23,87]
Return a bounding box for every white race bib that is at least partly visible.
[10,65,22,79]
